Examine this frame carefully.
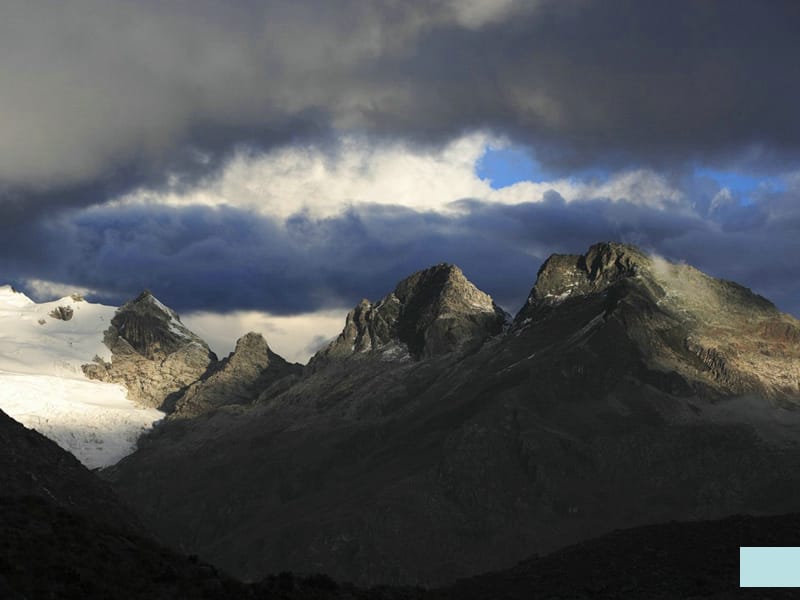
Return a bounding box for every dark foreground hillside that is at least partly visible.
[0,496,250,600]
[432,512,800,600]
[3,492,798,599]
[0,407,794,599]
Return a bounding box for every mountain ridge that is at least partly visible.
[4,243,800,587]
[104,242,800,585]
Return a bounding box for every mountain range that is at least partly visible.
[2,241,800,595]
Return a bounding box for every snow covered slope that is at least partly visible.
[0,285,163,468]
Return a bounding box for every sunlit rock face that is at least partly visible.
[171,332,301,418]
[520,241,651,308]
[83,291,217,410]
[515,241,800,401]
[312,263,508,366]
[0,287,164,468]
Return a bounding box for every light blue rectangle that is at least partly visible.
[741,547,800,587]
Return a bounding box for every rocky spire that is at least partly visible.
[83,291,217,410]
[523,242,652,310]
[312,263,508,364]
[109,290,208,359]
[170,332,301,418]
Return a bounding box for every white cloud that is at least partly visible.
[182,308,348,364]
[116,134,692,219]
[447,0,534,28]
[22,278,108,303]
[118,133,494,218]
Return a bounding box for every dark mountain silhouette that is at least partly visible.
[429,511,800,600]
[5,404,793,599]
[0,408,252,598]
[103,242,800,586]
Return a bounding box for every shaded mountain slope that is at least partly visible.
[0,408,253,598]
[0,496,253,600]
[431,512,800,600]
[106,243,800,586]
[0,408,139,531]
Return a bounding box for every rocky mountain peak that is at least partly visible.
[524,241,777,321]
[110,290,204,359]
[527,242,651,308]
[512,241,799,400]
[229,331,271,364]
[171,332,301,418]
[83,292,216,409]
[313,263,508,364]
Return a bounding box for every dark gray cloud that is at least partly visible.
[3,0,799,323]
[8,181,800,320]
[1,0,799,197]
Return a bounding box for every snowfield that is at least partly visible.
[0,285,164,469]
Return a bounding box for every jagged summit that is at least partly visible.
[110,290,206,359]
[313,263,508,363]
[83,291,216,409]
[528,242,650,307]
[171,332,301,418]
[518,241,776,318]
[511,241,798,400]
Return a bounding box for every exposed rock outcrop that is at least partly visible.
[48,305,74,321]
[82,291,216,410]
[171,332,301,418]
[312,263,508,366]
[521,241,652,308]
[514,241,800,400]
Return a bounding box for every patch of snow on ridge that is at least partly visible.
[145,292,178,319]
[145,292,194,341]
[0,285,164,468]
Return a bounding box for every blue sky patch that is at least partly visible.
[476,145,544,189]
[695,167,787,202]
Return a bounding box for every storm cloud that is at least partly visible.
[9,174,800,322]
[2,0,799,353]
[2,0,799,194]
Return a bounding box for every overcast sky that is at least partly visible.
[2,1,800,362]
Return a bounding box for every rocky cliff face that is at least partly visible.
[82,291,217,410]
[171,332,302,418]
[518,241,651,309]
[106,244,800,587]
[312,263,508,365]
